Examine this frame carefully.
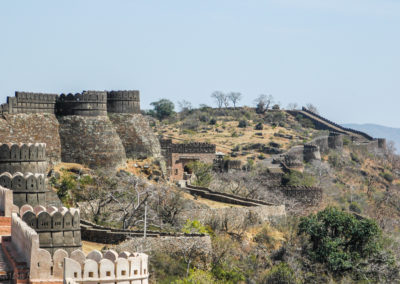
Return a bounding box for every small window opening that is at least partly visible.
[144,269,147,274]
[74,272,78,278]
[121,270,126,276]
[88,272,94,278]
[134,270,138,275]
[106,271,111,276]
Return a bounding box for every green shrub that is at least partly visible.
[282,171,316,187]
[328,153,344,169]
[209,118,217,125]
[254,122,264,130]
[343,136,351,146]
[350,152,361,164]
[349,201,362,213]
[298,207,383,274]
[238,119,248,128]
[262,262,298,284]
[381,171,394,183]
[186,161,213,187]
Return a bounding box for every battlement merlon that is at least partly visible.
[0,143,46,162]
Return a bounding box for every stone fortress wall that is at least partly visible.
[0,186,13,217]
[107,90,141,114]
[2,210,148,283]
[64,249,149,284]
[0,173,147,283]
[56,91,108,116]
[0,143,47,174]
[161,139,217,181]
[0,143,48,208]
[0,90,160,171]
[21,205,81,255]
[1,92,58,114]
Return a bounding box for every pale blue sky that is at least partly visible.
[1,1,399,127]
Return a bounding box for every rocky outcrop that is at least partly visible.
[58,115,126,170]
[108,113,162,159]
[0,114,61,164]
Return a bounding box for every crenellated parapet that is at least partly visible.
[20,205,81,255]
[64,249,149,283]
[1,89,143,117]
[0,172,46,207]
[1,91,58,114]
[57,91,108,116]
[107,90,140,114]
[171,142,216,154]
[0,143,47,175]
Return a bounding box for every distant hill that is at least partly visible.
[342,123,400,152]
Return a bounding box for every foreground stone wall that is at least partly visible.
[21,205,81,255]
[0,114,61,164]
[58,116,126,170]
[64,249,149,284]
[108,113,162,159]
[0,186,12,217]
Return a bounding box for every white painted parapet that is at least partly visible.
[64,249,149,284]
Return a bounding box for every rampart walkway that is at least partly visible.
[288,108,373,141]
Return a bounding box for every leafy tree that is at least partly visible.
[227,92,242,108]
[150,99,175,120]
[298,207,383,274]
[187,161,213,187]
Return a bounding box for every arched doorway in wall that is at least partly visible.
[183,164,193,175]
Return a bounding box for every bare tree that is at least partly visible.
[228,92,242,108]
[211,91,225,108]
[178,100,192,113]
[222,94,230,108]
[111,176,153,229]
[287,102,298,110]
[74,174,118,224]
[306,103,319,114]
[254,94,274,114]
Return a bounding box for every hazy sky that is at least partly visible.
[1,1,399,127]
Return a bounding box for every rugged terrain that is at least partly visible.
[51,106,400,283]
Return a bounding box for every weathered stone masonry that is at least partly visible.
[161,139,216,181]
[0,90,161,170]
